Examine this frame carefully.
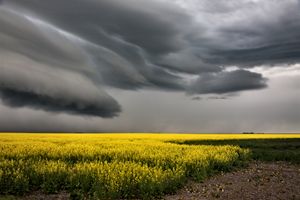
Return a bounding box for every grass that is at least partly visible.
[0,133,299,199]
[170,138,300,164]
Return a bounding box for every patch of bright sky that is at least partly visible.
[250,64,300,78]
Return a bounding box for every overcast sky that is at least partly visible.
[0,0,299,132]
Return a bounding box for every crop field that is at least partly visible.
[0,133,299,199]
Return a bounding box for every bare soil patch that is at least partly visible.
[165,161,300,200]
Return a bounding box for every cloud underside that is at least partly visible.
[0,0,299,117]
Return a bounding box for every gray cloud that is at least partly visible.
[1,0,189,89]
[191,96,202,101]
[0,103,110,132]
[0,50,121,117]
[0,7,88,73]
[0,0,299,119]
[0,88,121,118]
[7,0,190,55]
[189,70,267,94]
[185,0,300,68]
[207,96,228,100]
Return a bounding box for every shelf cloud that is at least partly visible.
[0,0,299,120]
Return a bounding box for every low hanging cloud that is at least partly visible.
[0,0,299,117]
[0,51,121,117]
[189,70,267,94]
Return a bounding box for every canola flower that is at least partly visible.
[0,133,299,199]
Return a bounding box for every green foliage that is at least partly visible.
[172,138,300,164]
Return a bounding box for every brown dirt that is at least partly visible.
[164,161,300,200]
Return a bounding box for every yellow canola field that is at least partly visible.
[0,133,299,199]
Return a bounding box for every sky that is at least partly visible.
[0,0,299,132]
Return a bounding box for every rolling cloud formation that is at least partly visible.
[0,0,299,117]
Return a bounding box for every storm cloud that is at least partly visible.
[0,50,121,117]
[189,70,267,94]
[0,0,299,119]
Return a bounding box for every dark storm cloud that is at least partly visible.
[7,0,189,55]
[0,50,121,117]
[2,0,189,90]
[185,0,300,69]
[0,8,88,73]
[189,70,267,94]
[198,19,300,68]
[0,88,120,118]
[0,0,299,118]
